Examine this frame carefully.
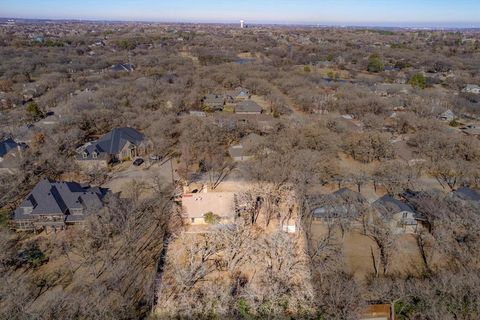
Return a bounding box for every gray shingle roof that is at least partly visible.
[373,195,415,217]
[203,94,225,107]
[13,178,108,221]
[235,100,262,113]
[226,87,250,100]
[311,188,365,219]
[0,138,19,158]
[454,187,480,202]
[333,188,366,202]
[79,127,145,160]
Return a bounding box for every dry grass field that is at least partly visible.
[309,222,424,283]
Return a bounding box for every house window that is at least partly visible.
[92,152,97,159]
[82,152,88,159]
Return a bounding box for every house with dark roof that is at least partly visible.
[453,187,480,202]
[373,195,426,234]
[76,127,152,167]
[202,94,225,112]
[310,188,366,221]
[234,100,263,115]
[12,178,110,231]
[213,113,277,133]
[0,138,27,169]
[228,133,264,161]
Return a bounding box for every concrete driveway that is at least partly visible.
[104,159,177,196]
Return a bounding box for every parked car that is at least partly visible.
[133,158,144,166]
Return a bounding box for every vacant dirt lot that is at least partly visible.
[310,222,423,283]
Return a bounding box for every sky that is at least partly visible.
[1,0,479,27]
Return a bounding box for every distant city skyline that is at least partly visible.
[1,0,480,28]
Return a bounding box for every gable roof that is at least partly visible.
[311,188,365,219]
[235,100,262,113]
[203,94,225,108]
[80,127,145,160]
[373,195,415,217]
[226,87,250,99]
[14,178,109,220]
[0,138,19,158]
[333,188,366,202]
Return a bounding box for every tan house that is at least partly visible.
[182,192,236,225]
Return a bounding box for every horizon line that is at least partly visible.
[2,16,480,29]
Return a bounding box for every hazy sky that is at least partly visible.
[1,0,479,27]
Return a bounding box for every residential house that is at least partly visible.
[373,195,426,234]
[213,113,277,133]
[76,127,152,167]
[226,87,250,102]
[0,138,27,169]
[462,84,480,94]
[438,109,455,122]
[110,63,135,72]
[182,192,236,225]
[234,100,263,115]
[311,188,366,221]
[228,133,264,161]
[453,187,480,202]
[202,94,225,112]
[12,178,109,231]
